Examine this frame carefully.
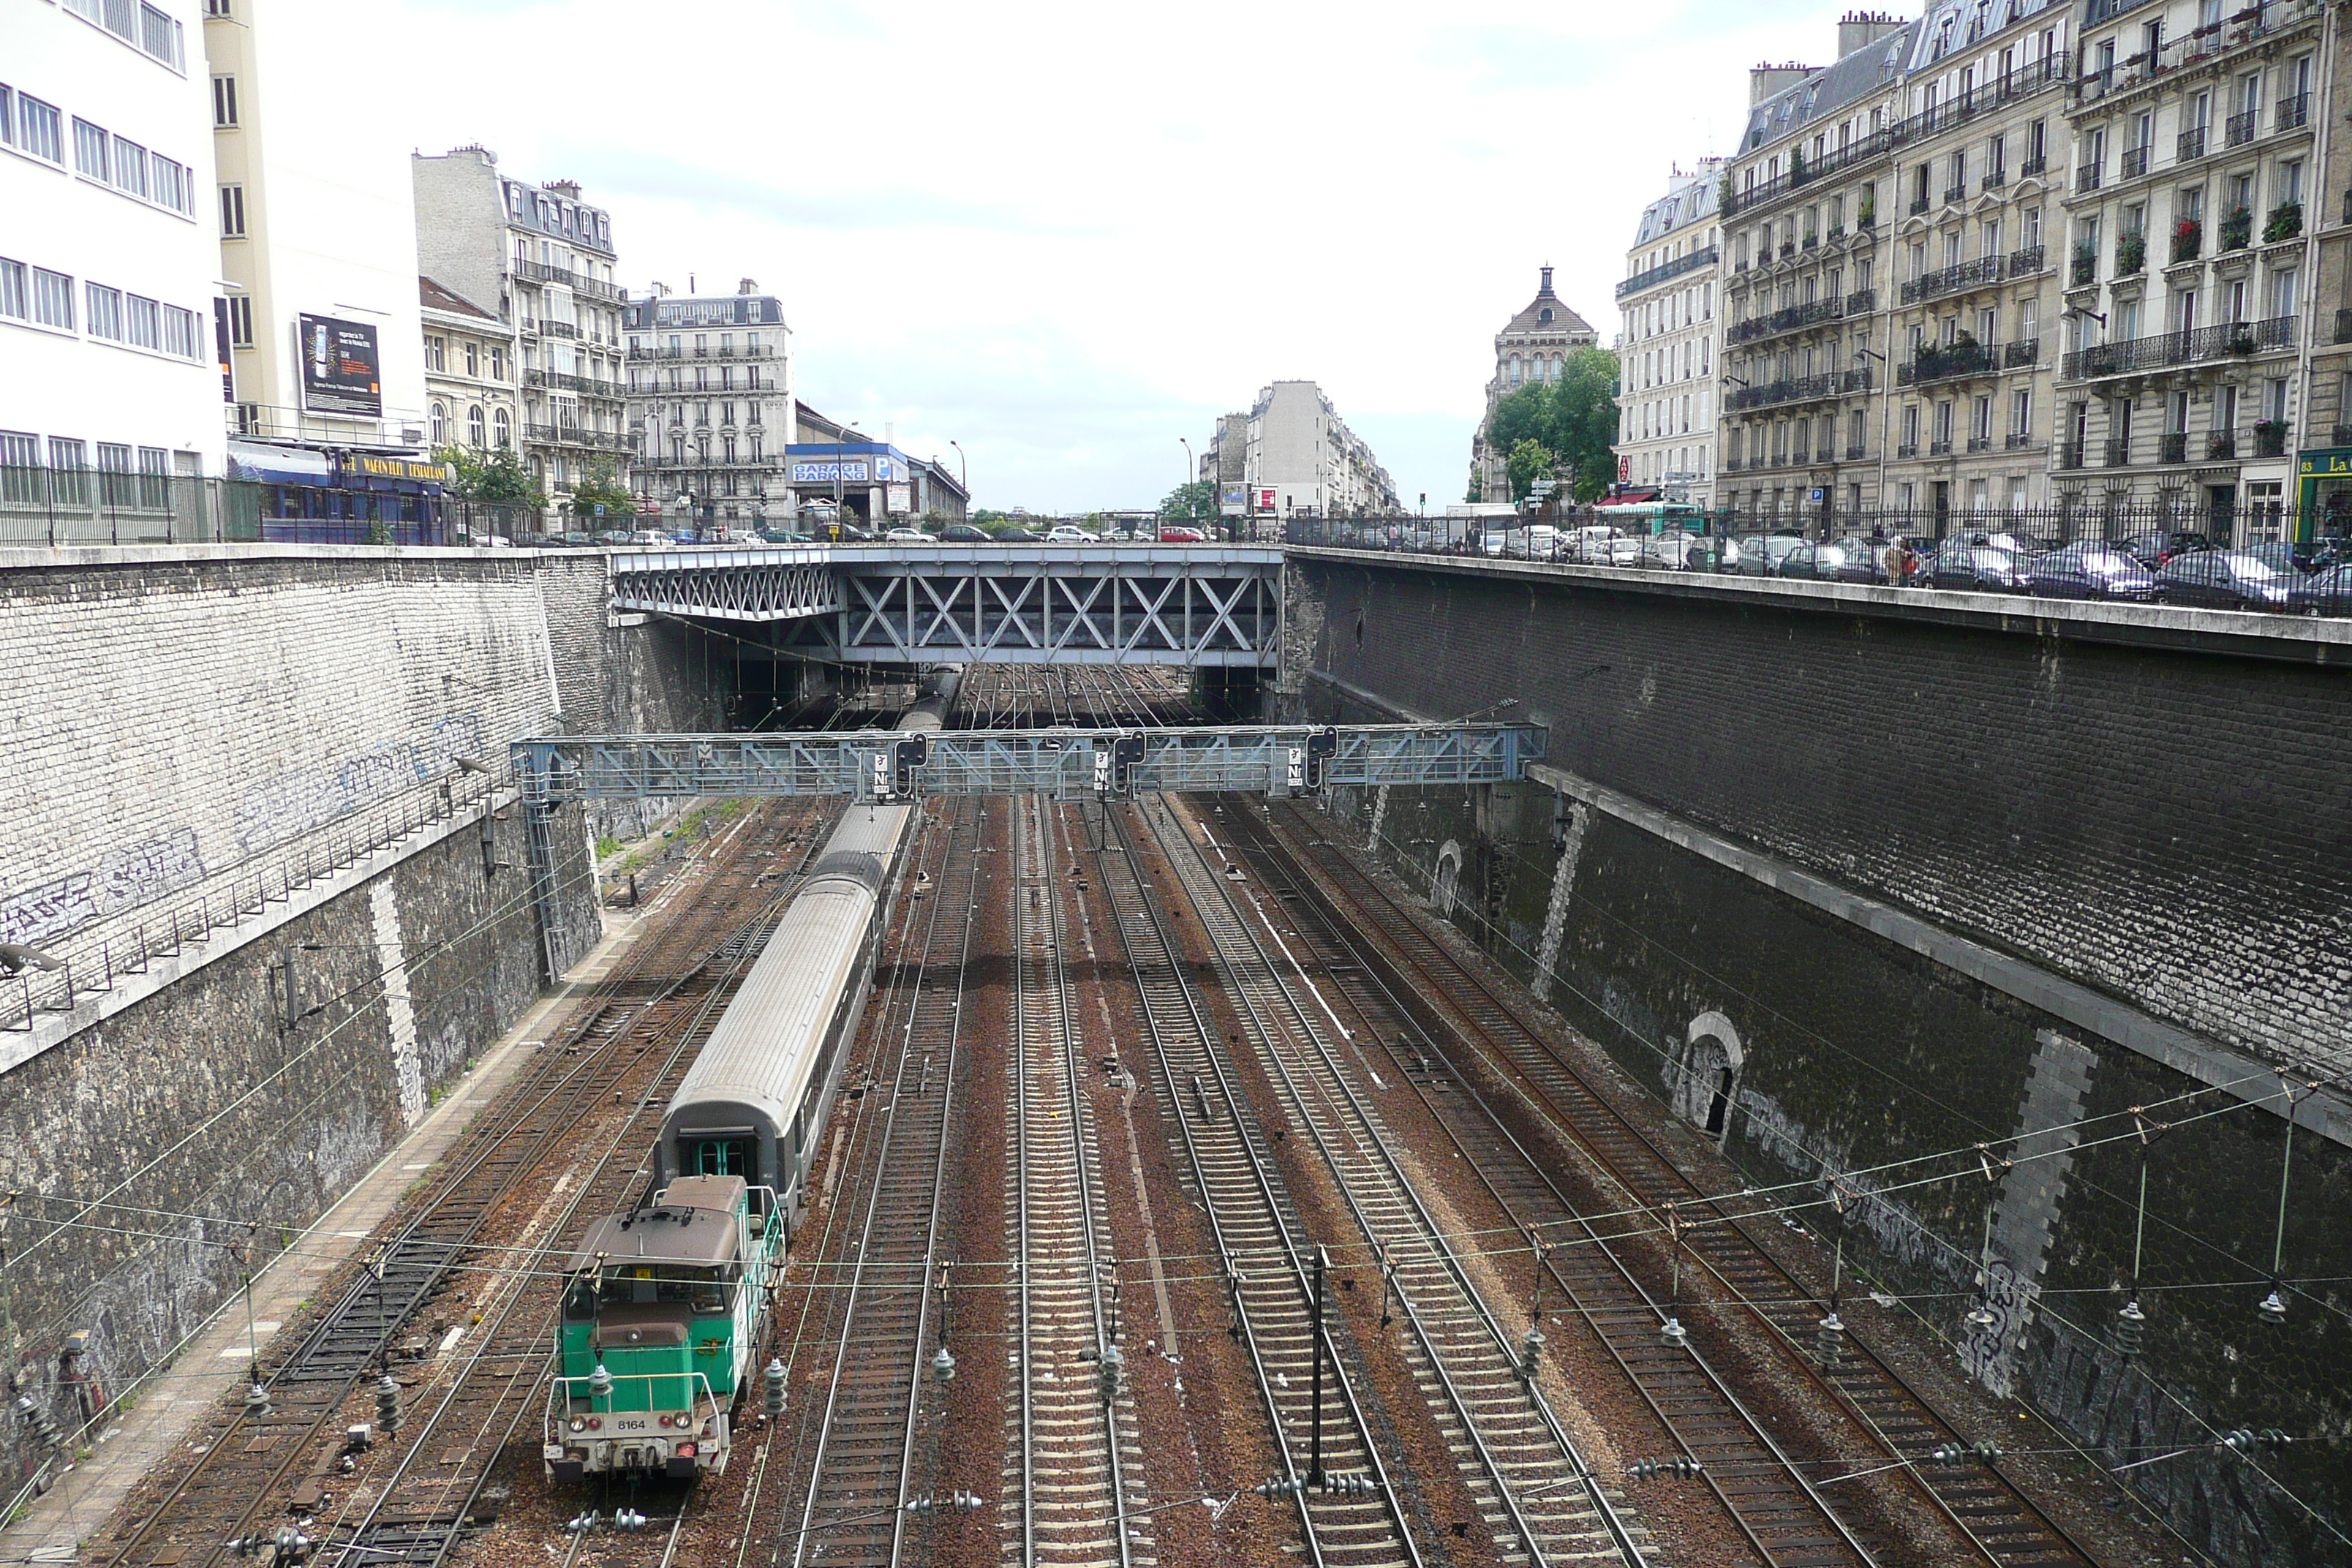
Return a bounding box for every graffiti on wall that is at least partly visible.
[0,829,206,949]
[231,715,484,859]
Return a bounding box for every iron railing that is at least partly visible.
[515,258,626,303]
[1616,246,1719,301]
[2061,316,2296,379]
[1903,254,2005,305]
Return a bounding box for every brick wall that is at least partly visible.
[1292,558,2352,1082]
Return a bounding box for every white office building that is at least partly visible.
[1,0,223,531]
[208,0,429,456]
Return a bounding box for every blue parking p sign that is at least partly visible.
[1808,488,1825,502]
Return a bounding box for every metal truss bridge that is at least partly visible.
[606,544,1283,666]
[514,723,1545,803]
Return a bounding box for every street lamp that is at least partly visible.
[1180,437,1196,528]
[948,438,967,495]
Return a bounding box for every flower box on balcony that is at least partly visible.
[2219,207,2253,252]
[2171,219,2201,264]
[2115,233,2146,275]
[2263,202,2302,244]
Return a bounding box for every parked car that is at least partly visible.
[996,525,1041,541]
[549,530,599,548]
[883,526,932,542]
[1045,524,1098,542]
[2119,530,2214,570]
[1565,525,1640,565]
[1824,535,1894,584]
[758,528,813,544]
[1159,525,1207,543]
[1638,530,1707,569]
[624,529,670,546]
[2028,542,2159,601]
[1774,541,1856,580]
[1733,532,1806,576]
[2285,562,2352,615]
[941,524,992,542]
[2154,549,2295,610]
[2244,540,2316,577]
[1922,538,2032,591]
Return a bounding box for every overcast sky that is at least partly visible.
[333,0,1846,510]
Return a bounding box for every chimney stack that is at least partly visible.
[1749,61,1817,106]
[1838,10,1907,59]
[738,276,758,295]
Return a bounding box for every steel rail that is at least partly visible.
[1267,801,2111,1568]
[1093,803,1420,1568]
[1011,796,1137,1568]
[1147,799,1646,1568]
[1224,802,1881,1568]
[787,800,980,1568]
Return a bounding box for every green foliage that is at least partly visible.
[2263,200,2302,244]
[1465,464,1483,505]
[1485,347,1621,502]
[1160,479,1216,520]
[437,444,545,507]
[973,508,1011,524]
[568,459,636,519]
[1504,438,1558,502]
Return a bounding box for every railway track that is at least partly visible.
[1213,803,1879,1568]
[1006,796,1148,1568]
[1142,799,1648,1568]
[1251,799,2110,1568]
[785,799,982,1568]
[98,802,831,1568]
[1093,803,1422,1568]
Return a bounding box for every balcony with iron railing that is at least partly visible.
[516,258,626,303]
[2076,162,2103,193]
[1728,295,1847,345]
[2059,315,2298,380]
[2004,339,2042,368]
[524,368,625,399]
[1725,369,1872,412]
[1929,438,1954,456]
[2058,440,2087,470]
[1943,181,1970,204]
[1616,245,1719,301]
[2008,244,2048,278]
[523,423,632,452]
[1983,169,2007,195]
[2005,431,2039,451]
[629,341,783,362]
[2177,125,2208,162]
[1899,340,1999,386]
[2277,92,2310,132]
[1902,254,2005,305]
[2104,438,2131,467]
[2079,3,2323,105]
[2226,108,2258,148]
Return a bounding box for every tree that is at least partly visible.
[1550,348,1622,502]
[437,445,545,508]
[1465,464,1483,505]
[1485,350,1622,503]
[1504,437,1559,502]
[1160,479,1216,521]
[568,459,637,519]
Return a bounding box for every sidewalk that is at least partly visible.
[2,835,705,1564]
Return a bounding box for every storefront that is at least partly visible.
[222,442,450,544]
[2293,447,2352,541]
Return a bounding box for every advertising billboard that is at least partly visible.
[1221,484,1247,518]
[886,483,911,515]
[298,314,383,417]
[1254,486,1278,513]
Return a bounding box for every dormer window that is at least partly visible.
[1539,307,1553,323]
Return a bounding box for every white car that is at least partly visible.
[1640,530,1708,569]
[884,527,932,543]
[625,529,669,546]
[1045,525,1098,543]
[1567,526,1642,566]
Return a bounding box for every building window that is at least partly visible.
[13,91,63,163]
[430,402,448,445]
[225,293,252,347]
[489,344,506,380]
[425,335,445,372]
[219,183,245,235]
[72,118,109,181]
[31,267,74,330]
[464,339,478,377]
[86,282,122,340]
[493,407,510,447]
[211,75,238,128]
[468,405,486,445]
[0,257,24,320]
[125,292,159,349]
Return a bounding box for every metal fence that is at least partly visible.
[1286,504,2348,551]
[1,467,545,548]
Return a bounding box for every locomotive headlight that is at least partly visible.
[568,1417,586,1433]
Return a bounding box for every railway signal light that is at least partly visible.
[374,1375,402,1434]
[764,1357,788,1419]
[1629,1458,1704,1480]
